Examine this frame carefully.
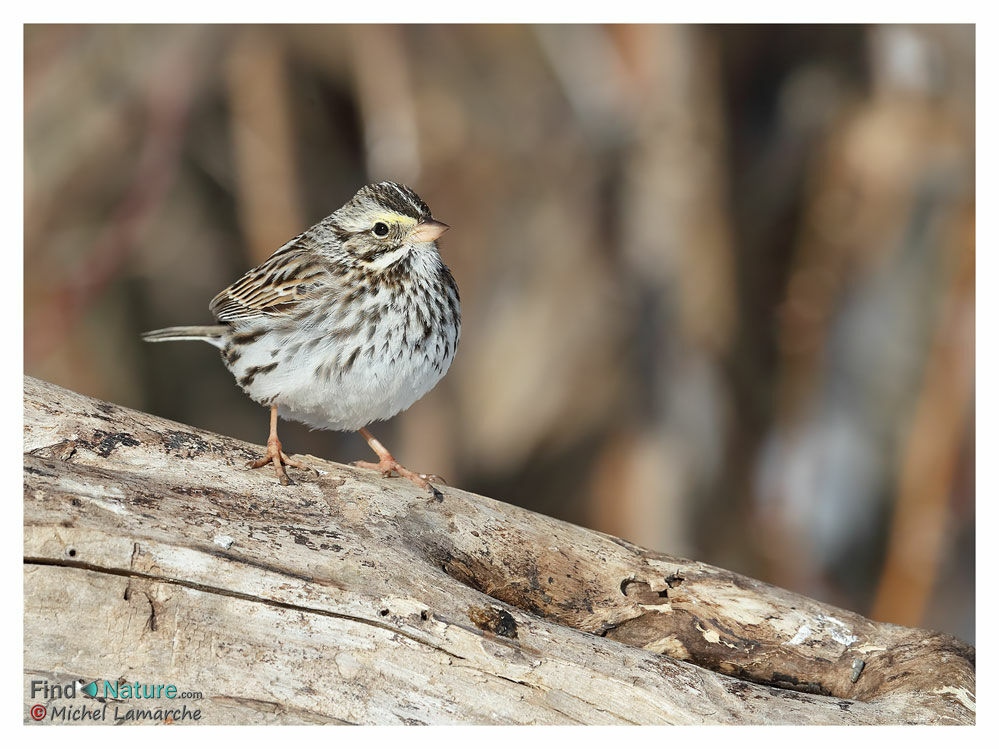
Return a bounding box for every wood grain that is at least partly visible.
[23,376,974,724]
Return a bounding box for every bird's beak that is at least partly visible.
[410,219,450,243]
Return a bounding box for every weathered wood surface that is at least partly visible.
[23,376,974,725]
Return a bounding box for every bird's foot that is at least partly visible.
[247,437,312,486]
[352,457,446,493]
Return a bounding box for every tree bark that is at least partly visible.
[22,376,974,725]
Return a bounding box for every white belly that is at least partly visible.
[278,333,453,431]
[227,308,457,432]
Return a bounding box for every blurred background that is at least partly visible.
[24,24,974,641]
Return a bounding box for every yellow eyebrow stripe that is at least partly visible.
[370,212,418,227]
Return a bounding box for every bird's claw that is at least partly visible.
[352,458,445,494]
[247,439,311,485]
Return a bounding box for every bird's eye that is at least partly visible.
[372,222,390,237]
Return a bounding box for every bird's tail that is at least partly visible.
[141,325,227,349]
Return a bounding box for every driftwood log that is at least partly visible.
[23,376,974,725]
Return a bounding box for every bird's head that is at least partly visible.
[330,181,449,269]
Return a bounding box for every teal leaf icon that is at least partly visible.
[82,681,98,697]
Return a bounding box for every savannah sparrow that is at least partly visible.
[143,181,460,491]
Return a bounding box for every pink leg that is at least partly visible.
[353,426,444,490]
[247,405,311,485]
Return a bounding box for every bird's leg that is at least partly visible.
[247,405,311,485]
[353,426,444,490]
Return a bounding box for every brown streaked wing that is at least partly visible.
[209,245,328,323]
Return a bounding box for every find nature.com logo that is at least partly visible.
[28,679,204,723]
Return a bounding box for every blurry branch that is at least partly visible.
[349,25,420,182]
[23,25,86,115]
[586,25,736,554]
[872,214,975,625]
[225,26,305,264]
[533,24,634,145]
[26,32,202,365]
[758,24,975,604]
[24,376,974,725]
[620,24,736,354]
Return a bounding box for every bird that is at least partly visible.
[142,181,460,492]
